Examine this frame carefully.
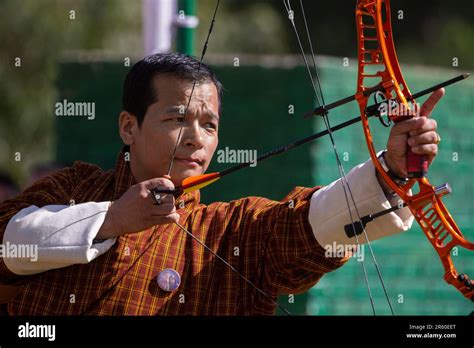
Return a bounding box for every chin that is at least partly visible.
[172,167,203,183]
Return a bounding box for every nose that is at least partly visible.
[182,120,205,149]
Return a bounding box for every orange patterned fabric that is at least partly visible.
[0,148,347,315]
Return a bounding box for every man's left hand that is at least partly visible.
[383,88,445,179]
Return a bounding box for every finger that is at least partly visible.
[153,213,180,225]
[391,117,428,136]
[151,196,175,206]
[411,143,438,156]
[419,88,445,118]
[409,118,437,136]
[148,188,175,207]
[156,192,174,203]
[151,201,176,210]
[151,203,177,217]
[156,193,175,205]
[151,191,175,206]
[408,131,439,147]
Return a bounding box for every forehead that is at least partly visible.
[152,74,219,113]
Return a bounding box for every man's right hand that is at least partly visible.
[96,177,180,239]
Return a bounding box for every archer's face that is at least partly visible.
[126,75,220,185]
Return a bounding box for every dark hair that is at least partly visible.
[122,52,223,126]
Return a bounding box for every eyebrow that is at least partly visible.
[165,106,219,121]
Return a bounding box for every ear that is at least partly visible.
[118,111,138,145]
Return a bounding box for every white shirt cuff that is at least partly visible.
[2,202,116,275]
[308,158,414,248]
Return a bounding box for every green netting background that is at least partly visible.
[56,56,474,315]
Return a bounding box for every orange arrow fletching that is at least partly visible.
[181,172,221,194]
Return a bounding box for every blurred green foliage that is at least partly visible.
[0,0,141,184]
[197,0,474,70]
[0,0,472,185]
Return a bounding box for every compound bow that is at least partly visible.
[352,0,474,303]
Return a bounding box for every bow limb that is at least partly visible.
[355,0,474,301]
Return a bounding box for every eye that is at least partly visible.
[204,122,217,130]
[167,116,184,123]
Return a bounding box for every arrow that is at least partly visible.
[304,73,470,119]
[153,74,469,199]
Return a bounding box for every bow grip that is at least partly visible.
[406,148,428,178]
[392,116,429,178]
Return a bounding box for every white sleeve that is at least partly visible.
[308,158,414,249]
[2,202,117,275]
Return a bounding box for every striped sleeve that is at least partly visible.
[229,187,349,297]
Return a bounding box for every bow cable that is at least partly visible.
[283,0,395,315]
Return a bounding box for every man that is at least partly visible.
[0,53,442,315]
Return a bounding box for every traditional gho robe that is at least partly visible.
[0,148,350,315]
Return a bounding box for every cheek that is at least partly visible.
[203,129,218,147]
[142,124,174,148]
[204,135,219,160]
[137,126,176,162]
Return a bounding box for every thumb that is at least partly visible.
[142,177,175,191]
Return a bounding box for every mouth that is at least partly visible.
[175,157,203,167]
